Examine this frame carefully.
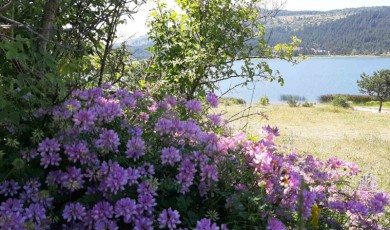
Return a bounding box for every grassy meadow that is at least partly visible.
[216,103,390,191]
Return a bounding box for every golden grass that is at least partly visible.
[215,103,390,191]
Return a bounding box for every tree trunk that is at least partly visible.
[39,0,61,53]
[97,5,120,87]
[379,99,383,113]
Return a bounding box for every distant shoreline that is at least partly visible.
[304,55,390,59]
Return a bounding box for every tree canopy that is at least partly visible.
[357,69,390,112]
[147,0,300,99]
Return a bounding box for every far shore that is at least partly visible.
[304,54,390,59]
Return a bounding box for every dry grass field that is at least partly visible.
[215,103,390,191]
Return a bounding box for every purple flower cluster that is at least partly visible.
[206,92,219,108]
[126,136,145,160]
[161,147,182,166]
[2,87,389,229]
[158,208,181,229]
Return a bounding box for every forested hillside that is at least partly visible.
[267,7,390,55]
[129,6,390,58]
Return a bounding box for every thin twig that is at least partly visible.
[0,13,77,51]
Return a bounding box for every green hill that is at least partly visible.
[266,7,390,55]
[127,6,390,58]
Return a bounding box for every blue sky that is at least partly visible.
[117,0,390,40]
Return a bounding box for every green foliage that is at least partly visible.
[319,94,376,103]
[364,101,390,107]
[0,0,144,136]
[219,97,246,106]
[331,95,350,108]
[259,96,270,106]
[267,7,390,55]
[358,69,390,112]
[147,0,300,99]
[302,101,314,107]
[280,95,306,107]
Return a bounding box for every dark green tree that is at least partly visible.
[357,69,390,112]
[0,0,144,127]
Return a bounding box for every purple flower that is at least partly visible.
[185,99,203,113]
[369,193,389,214]
[115,198,137,223]
[133,91,144,99]
[46,170,63,186]
[200,165,219,182]
[38,138,60,154]
[63,203,86,222]
[75,88,104,101]
[99,161,128,194]
[262,125,280,136]
[96,129,120,153]
[64,142,90,164]
[158,208,181,229]
[126,137,145,160]
[328,201,346,212]
[91,201,114,221]
[20,149,39,161]
[25,204,46,224]
[164,96,177,107]
[209,114,222,126]
[206,92,219,108]
[94,219,118,230]
[23,179,41,194]
[40,152,61,168]
[0,198,23,214]
[127,167,140,185]
[266,218,286,230]
[115,89,130,99]
[195,218,219,230]
[161,147,182,166]
[73,109,96,130]
[139,163,155,178]
[0,180,20,197]
[137,194,156,214]
[64,98,81,112]
[120,96,137,109]
[346,201,368,217]
[137,181,157,196]
[60,167,84,191]
[302,190,317,220]
[134,217,154,230]
[102,82,112,89]
[326,157,345,170]
[95,98,123,122]
[0,212,25,229]
[176,159,196,193]
[139,112,149,122]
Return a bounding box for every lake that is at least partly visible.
[219,57,390,103]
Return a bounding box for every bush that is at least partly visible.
[280,95,306,107]
[319,94,379,104]
[332,95,350,108]
[302,101,314,107]
[0,87,389,229]
[219,97,246,105]
[259,96,270,106]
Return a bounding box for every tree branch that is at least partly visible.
[0,13,77,50]
[0,0,15,13]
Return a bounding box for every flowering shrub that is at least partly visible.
[0,88,389,229]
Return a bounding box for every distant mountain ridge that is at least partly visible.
[266,6,390,55]
[126,6,390,59]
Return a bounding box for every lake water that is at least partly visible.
[219,57,390,103]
